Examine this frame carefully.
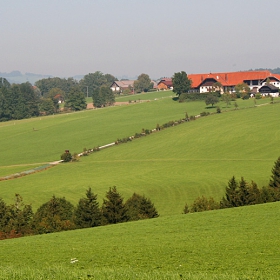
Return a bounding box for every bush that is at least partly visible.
[255,93,261,99]
[60,151,72,162]
[200,111,210,117]
[190,196,220,212]
[216,106,221,113]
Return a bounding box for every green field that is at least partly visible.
[1,92,280,279]
[0,94,279,215]
[1,202,279,279]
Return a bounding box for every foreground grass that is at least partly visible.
[1,202,279,279]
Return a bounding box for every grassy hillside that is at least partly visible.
[1,202,279,279]
[0,92,267,167]
[0,100,279,215]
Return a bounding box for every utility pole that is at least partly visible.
[86,86,89,98]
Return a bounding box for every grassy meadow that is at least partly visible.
[0,93,279,216]
[0,202,279,279]
[1,92,280,279]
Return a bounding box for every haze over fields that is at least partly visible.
[1,0,280,79]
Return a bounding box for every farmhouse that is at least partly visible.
[110,80,135,93]
[157,78,173,90]
[188,71,280,95]
[161,71,280,96]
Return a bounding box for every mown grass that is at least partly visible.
[0,100,279,215]
[0,94,274,168]
[1,202,279,279]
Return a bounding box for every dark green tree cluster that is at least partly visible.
[64,86,87,111]
[172,71,192,97]
[35,77,78,97]
[79,71,116,97]
[183,157,280,213]
[0,194,33,239]
[0,187,158,240]
[0,80,40,121]
[92,86,115,108]
[133,73,153,93]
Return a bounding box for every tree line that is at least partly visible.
[183,156,280,213]
[0,187,158,240]
[0,71,156,122]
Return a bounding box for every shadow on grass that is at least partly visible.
[204,106,216,109]
[172,97,179,102]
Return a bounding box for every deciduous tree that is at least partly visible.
[64,86,87,111]
[92,86,115,108]
[125,193,159,221]
[133,73,153,93]
[172,71,192,96]
[33,196,75,234]
[79,71,117,97]
[235,82,250,98]
[205,94,219,107]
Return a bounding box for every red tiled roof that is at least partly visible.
[188,71,273,88]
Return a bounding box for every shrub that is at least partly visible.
[61,151,72,162]
[190,196,220,212]
[255,93,261,99]
[216,106,221,113]
[183,203,189,214]
[200,111,210,117]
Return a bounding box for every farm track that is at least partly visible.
[0,99,275,181]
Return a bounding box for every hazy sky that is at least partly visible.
[1,0,280,79]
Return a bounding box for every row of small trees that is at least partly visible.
[0,187,158,240]
[184,156,280,213]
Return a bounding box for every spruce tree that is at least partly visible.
[269,156,280,189]
[247,181,261,205]
[74,188,101,228]
[238,177,250,206]
[220,176,240,208]
[101,186,128,225]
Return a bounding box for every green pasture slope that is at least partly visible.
[1,202,280,279]
[0,94,279,216]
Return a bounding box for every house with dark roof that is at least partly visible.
[259,84,279,97]
[187,71,280,96]
[157,78,173,90]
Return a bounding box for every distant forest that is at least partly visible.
[249,67,280,74]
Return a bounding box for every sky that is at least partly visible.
[1,0,280,79]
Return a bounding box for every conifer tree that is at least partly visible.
[101,186,128,225]
[74,188,101,228]
[220,176,240,208]
[247,181,261,205]
[238,177,250,206]
[125,193,159,221]
[269,157,280,189]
